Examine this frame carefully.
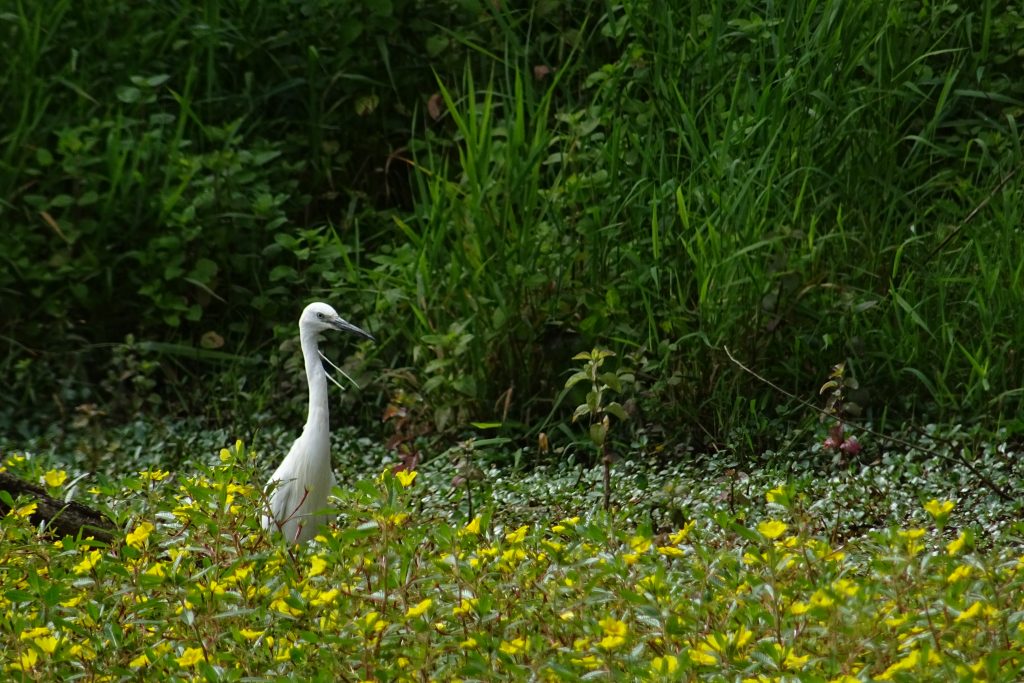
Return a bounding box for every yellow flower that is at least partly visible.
[60,595,84,608]
[239,628,264,640]
[766,485,787,504]
[139,469,170,481]
[129,653,150,668]
[145,562,167,578]
[559,610,575,621]
[651,654,679,674]
[73,549,103,575]
[452,598,477,617]
[310,588,339,607]
[20,626,51,640]
[629,536,652,553]
[572,654,601,669]
[757,520,788,539]
[599,617,627,637]
[500,637,527,655]
[9,501,37,519]
[789,600,809,615]
[505,525,529,544]
[460,637,478,649]
[947,530,968,556]
[598,635,625,650]
[784,651,810,669]
[34,635,58,654]
[947,564,972,583]
[44,469,67,487]
[669,520,696,544]
[955,601,983,622]
[271,598,302,617]
[309,555,328,577]
[460,516,482,536]
[832,578,859,597]
[396,470,418,487]
[176,647,204,667]
[657,546,685,557]
[405,598,432,618]
[924,499,954,519]
[126,521,154,548]
[11,648,39,671]
[688,647,717,665]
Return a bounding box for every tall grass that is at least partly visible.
[384,0,1024,443]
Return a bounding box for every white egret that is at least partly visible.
[262,302,374,543]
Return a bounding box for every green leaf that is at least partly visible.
[605,401,628,421]
[116,86,141,103]
[564,370,590,390]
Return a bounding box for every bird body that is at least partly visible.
[262,302,373,543]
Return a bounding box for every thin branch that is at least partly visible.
[722,346,1013,502]
[924,166,1020,264]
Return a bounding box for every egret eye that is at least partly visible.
[317,312,325,320]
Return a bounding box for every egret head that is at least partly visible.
[300,302,375,341]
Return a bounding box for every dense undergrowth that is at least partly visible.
[3,1,1024,450]
[1,439,1022,681]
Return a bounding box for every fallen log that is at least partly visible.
[0,471,118,544]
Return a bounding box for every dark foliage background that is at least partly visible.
[3,0,1023,454]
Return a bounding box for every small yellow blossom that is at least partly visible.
[924,499,954,519]
[766,485,788,504]
[11,648,39,671]
[505,525,529,544]
[129,653,150,668]
[60,595,84,608]
[947,530,968,556]
[139,469,171,481]
[73,549,103,575]
[309,555,328,577]
[396,470,418,487]
[271,598,302,617]
[790,600,811,614]
[240,628,264,640]
[406,598,432,618]
[658,546,685,557]
[955,600,983,622]
[500,637,527,655]
[757,519,788,539]
[20,626,50,640]
[126,521,155,548]
[599,617,627,637]
[947,564,972,583]
[651,654,679,674]
[44,469,67,487]
[176,647,205,667]
[452,598,477,617]
[460,637,478,649]
[598,634,626,649]
[572,654,601,669]
[629,536,652,553]
[688,647,717,665]
[559,610,575,621]
[784,651,810,669]
[460,516,482,536]
[669,520,696,543]
[9,501,37,519]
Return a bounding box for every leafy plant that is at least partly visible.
[819,361,863,463]
[565,348,633,509]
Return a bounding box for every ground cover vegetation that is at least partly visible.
[3,0,1023,447]
[1,439,1023,681]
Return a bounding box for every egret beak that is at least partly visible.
[332,317,375,342]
